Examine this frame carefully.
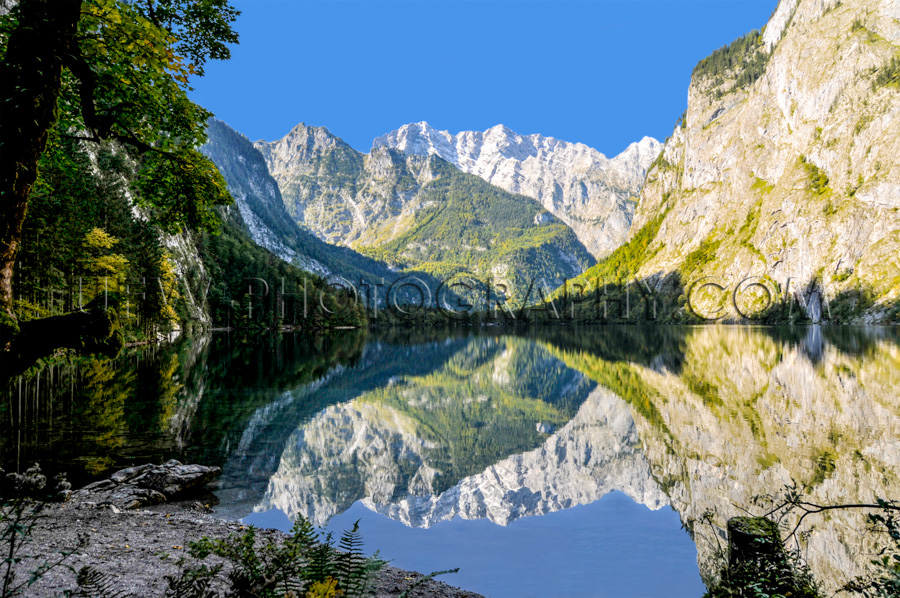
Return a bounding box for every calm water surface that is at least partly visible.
[3,326,898,597]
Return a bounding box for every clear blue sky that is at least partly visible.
[190,0,778,157]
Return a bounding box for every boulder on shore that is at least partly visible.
[69,460,221,510]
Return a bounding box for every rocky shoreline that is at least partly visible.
[9,462,484,598]
[19,505,483,597]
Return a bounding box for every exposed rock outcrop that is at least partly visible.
[69,460,222,510]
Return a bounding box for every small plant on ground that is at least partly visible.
[167,517,385,598]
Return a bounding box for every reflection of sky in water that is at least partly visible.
[246,491,704,598]
[8,326,900,596]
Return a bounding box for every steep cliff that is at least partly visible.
[375,122,662,258]
[201,120,397,282]
[615,0,900,322]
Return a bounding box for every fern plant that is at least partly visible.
[163,563,222,598]
[168,515,384,598]
[334,521,370,597]
[67,567,133,598]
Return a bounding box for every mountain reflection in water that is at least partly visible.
[3,326,898,597]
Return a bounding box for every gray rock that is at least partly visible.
[69,460,222,510]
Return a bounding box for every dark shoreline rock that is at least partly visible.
[69,460,222,510]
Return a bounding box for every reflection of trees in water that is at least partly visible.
[0,331,367,487]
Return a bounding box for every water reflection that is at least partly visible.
[3,325,898,596]
[543,325,900,592]
[247,339,665,528]
[0,332,367,487]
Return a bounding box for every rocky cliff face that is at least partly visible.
[202,120,330,275]
[163,232,211,328]
[254,124,440,249]
[375,122,662,258]
[626,0,900,322]
[202,120,405,284]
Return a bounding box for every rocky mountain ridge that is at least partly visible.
[253,123,596,300]
[254,124,446,249]
[200,120,398,282]
[374,122,662,258]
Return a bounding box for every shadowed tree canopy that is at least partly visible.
[0,0,239,345]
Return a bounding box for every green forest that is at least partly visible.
[692,29,770,92]
[0,0,366,368]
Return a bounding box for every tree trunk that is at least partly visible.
[0,0,83,343]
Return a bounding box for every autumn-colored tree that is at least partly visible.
[0,0,238,345]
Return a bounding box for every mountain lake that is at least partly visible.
[3,325,898,597]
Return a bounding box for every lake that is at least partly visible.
[3,325,898,597]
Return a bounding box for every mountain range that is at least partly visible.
[204,121,614,300]
[374,122,662,258]
[199,0,898,323]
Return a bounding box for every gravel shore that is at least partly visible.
[16,503,485,598]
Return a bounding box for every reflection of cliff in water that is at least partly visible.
[546,325,900,592]
[250,337,604,526]
[363,385,668,528]
[215,335,479,519]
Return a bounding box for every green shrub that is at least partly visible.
[800,156,831,196]
[874,56,900,89]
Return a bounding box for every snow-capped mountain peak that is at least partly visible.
[374,123,661,257]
